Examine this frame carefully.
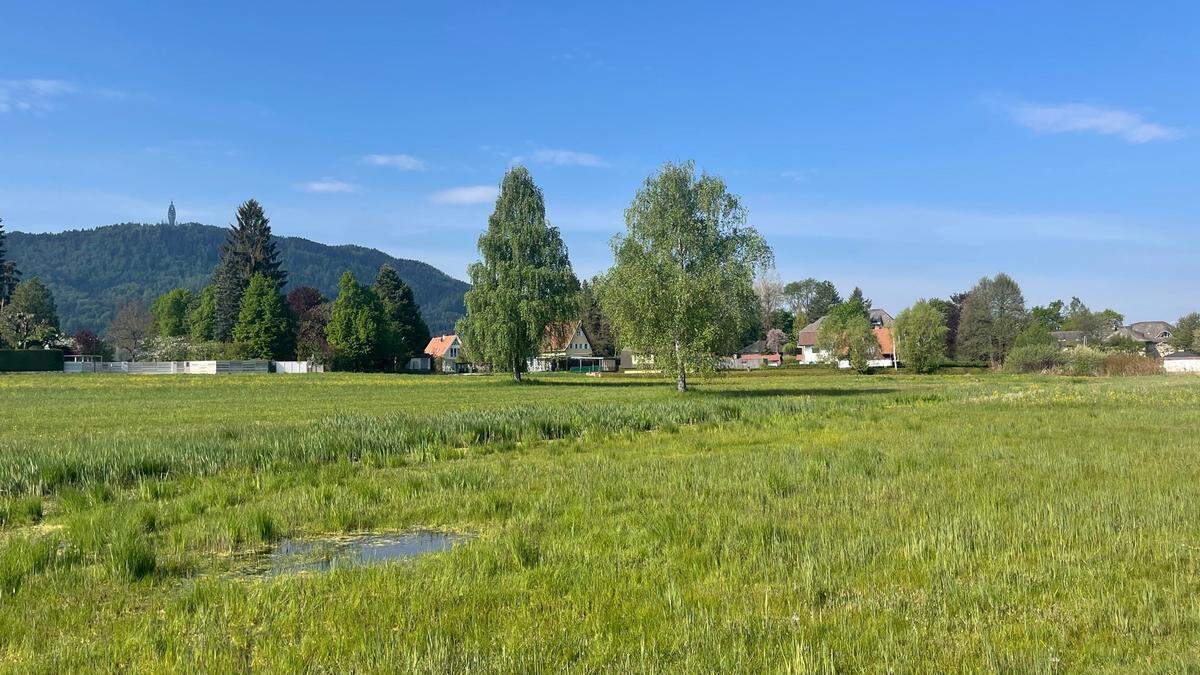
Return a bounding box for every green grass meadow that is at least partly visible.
[2,370,1200,671]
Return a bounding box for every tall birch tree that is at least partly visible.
[599,161,771,392]
[456,167,579,382]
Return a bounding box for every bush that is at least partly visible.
[1003,344,1064,373]
[185,341,250,360]
[1103,335,1146,355]
[1102,353,1162,376]
[1065,346,1105,376]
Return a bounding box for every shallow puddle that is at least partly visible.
[251,531,468,576]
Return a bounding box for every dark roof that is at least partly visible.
[738,340,768,355]
[1164,350,1200,360]
[1128,321,1174,342]
[869,308,894,327]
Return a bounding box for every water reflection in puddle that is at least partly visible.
[255,531,468,576]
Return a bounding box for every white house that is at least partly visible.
[424,334,468,373]
[796,309,895,367]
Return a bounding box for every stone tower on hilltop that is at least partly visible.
[168,201,177,227]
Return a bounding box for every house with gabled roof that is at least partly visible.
[528,321,605,372]
[424,334,469,373]
[796,308,896,368]
[1109,321,1176,357]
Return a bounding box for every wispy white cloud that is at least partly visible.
[429,185,498,205]
[0,79,78,113]
[362,153,425,170]
[296,178,361,194]
[751,205,1154,245]
[1007,101,1181,144]
[780,170,809,183]
[512,148,608,167]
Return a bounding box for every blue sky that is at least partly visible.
[2,2,1197,320]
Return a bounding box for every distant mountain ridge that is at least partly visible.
[7,223,469,334]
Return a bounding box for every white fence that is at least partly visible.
[63,360,321,375]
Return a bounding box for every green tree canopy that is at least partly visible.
[326,271,391,370]
[1170,312,1200,350]
[188,285,217,342]
[1030,300,1065,331]
[457,167,580,381]
[212,199,287,340]
[816,295,877,373]
[8,277,59,330]
[1061,297,1124,343]
[599,161,772,391]
[956,273,1027,367]
[151,288,196,338]
[0,216,20,309]
[783,279,841,331]
[895,300,948,374]
[1013,322,1057,349]
[927,291,967,359]
[233,274,295,360]
[374,265,431,369]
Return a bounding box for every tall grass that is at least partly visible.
[0,377,866,496]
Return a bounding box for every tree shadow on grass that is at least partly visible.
[692,387,900,399]
[517,378,668,388]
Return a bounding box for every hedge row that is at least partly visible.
[0,350,64,372]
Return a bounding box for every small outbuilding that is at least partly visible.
[1163,350,1200,374]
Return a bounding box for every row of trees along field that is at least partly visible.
[753,268,1200,375]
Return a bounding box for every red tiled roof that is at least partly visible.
[424,334,458,358]
[541,321,582,353]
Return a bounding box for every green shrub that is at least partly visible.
[1065,346,1105,376]
[1003,344,1065,373]
[185,341,250,360]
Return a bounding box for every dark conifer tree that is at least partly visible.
[374,265,430,368]
[211,199,287,340]
[0,216,21,310]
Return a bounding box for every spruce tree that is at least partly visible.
[211,199,287,340]
[374,265,430,369]
[0,217,21,310]
[233,274,295,359]
[457,167,580,381]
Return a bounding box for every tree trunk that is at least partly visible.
[513,364,522,383]
[674,339,687,392]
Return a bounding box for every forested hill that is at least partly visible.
[8,223,469,334]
